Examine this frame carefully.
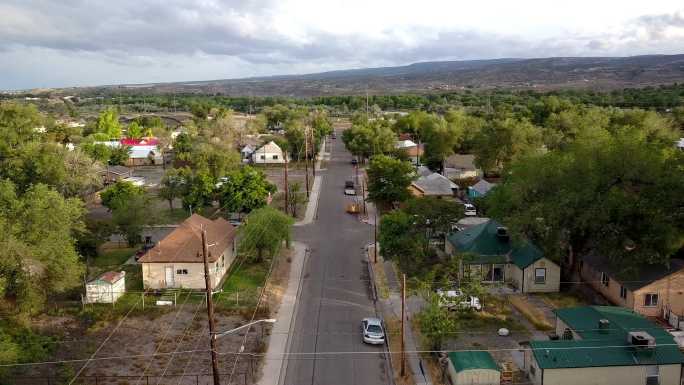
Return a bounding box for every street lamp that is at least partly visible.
[212,318,277,339]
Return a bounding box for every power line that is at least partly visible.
[5,342,684,368]
[135,290,194,385]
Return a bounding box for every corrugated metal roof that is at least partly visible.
[448,351,499,372]
[531,306,684,369]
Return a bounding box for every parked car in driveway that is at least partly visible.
[351,157,358,165]
[331,132,337,139]
[463,203,477,216]
[361,317,385,345]
[344,180,356,195]
[436,289,482,311]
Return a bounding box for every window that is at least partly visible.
[534,268,546,284]
[644,293,659,307]
[645,365,659,385]
[176,269,188,275]
[601,272,609,287]
[272,155,279,160]
[260,155,265,160]
[620,286,627,300]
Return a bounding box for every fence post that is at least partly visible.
[142,292,145,310]
[146,375,150,385]
[236,291,239,306]
[95,376,99,385]
[196,374,199,385]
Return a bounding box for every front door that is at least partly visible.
[165,266,174,287]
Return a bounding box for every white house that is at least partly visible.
[85,271,126,303]
[241,145,255,162]
[252,141,286,164]
[138,214,237,290]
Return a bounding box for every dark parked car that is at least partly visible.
[351,157,358,165]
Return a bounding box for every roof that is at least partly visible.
[91,271,125,285]
[241,145,254,153]
[469,179,495,195]
[581,254,684,291]
[445,154,478,171]
[396,139,417,148]
[448,351,499,373]
[254,141,282,154]
[138,214,236,263]
[107,165,132,175]
[129,145,161,159]
[446,219,545,269]
[531,306,684,369]
[411,173,458,196]
[121,138,159,146]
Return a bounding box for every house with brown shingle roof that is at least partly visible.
[138,214,237,290]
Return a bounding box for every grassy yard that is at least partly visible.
[457,295,528,333]
[509,295,553,331]
[215,257,270,310]
[538,292,588,309]
[92,247,136,268]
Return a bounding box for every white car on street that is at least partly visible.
[436,289,482,311]
[463,203,477,216]
[361,317,386,345]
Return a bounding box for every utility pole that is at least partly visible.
[374,209,378,264]
[284,152,289,215]
[304,126,310,198]
[400,273,406,377]
[311,127,316,178]
[202,229,221,385]
[361,178,367,215]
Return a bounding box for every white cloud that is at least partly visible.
[0,0,683,89]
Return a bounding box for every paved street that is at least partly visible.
[283,131,390,385]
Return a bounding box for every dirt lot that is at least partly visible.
[14,247,294,385]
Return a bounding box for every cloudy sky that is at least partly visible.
[1,0,684,90]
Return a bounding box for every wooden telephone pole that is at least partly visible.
[202,229,221,385]
[304,126,310,198]
[284,152,289,215]
[400,273,406,377]
[310,127,316,178]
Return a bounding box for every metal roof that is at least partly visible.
[412,173,458,196]
[531,306,684,369]
[446,219,544,269]
[448,351,499,373]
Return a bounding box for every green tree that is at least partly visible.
[112,194,154,246]
[182,170,215,211]
[417,293,458,350]
[0,180,85,316]
[96,108,122,139]
[484,132,684,273]
[218,166,276,214]
[190,142,240,180]
[109,145,131,166]
[127,121,143,139]
[473,117,543,174]
[100,180,145,211]
[366,155,415,206]
[0,103,42,157]
[158,168,186,210]
[239,206,294,262]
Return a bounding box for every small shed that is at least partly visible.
[447,351,500,385]
[85,271,126,304]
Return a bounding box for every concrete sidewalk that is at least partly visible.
[294,138,326,226]
[257,241,308,385]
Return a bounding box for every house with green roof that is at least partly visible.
[445,219,560,293]
[446,351,500,385]
[526,306,684,385]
